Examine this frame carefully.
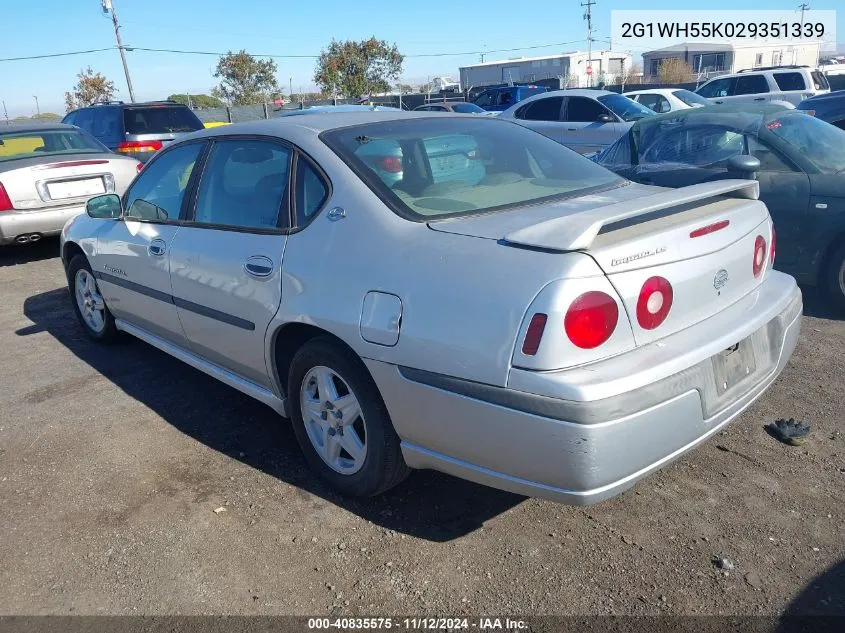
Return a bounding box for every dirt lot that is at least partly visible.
[0,240,843,617]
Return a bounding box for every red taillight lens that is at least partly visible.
[0,181,13,212]
[564,291,619,349]
[378,156,402,173]
[117,140,163,154]
[136,162,144,172]
[636,276,673,330]
[690,219,730,238]
[753,235,767,277]
[521,313,547,356]
[770,228,776,266]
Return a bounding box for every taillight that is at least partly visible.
[378,156,402,173]
[690,219,730,238]
[636,276,673,330]
[136,162,144,172]
[0,181,13,212]
[117,140,163,154]
[564,291,618,349]
[753,235,767,277]
[770,228,776,266]
[521,313,547,356]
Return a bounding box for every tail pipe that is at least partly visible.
[15,233,42,244]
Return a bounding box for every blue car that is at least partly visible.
[471,85,550,112]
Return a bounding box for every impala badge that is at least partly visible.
[714,269,729,290]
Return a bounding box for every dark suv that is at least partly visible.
[62,101,204,162]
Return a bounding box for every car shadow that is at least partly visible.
[800,285,844,320]
[0,238,60,267]
[18,287,524,542]
[776,559,845,631]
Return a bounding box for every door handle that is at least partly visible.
[148,239,166,256]
[714,100,724,104]
[753,97,766,101]
[243,255,275,278]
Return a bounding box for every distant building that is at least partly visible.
[642,41,823,79]
[459,51,633,90]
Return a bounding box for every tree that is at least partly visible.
[314,38,403,98]
[657,58,693,85]
[64,67,116,111]
[395,83,415,94]
[618,63,643,89]
[212,50,280,106]
[167,93,225,108]
[31,112,60,119]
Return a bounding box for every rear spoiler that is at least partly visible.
[503,180,760,252]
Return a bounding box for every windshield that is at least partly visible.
[122,106,203,134]
[322,117,623,220]
[0,128,106,163]
[673,90,709,107]
[597,94,655,122]
[765,113,845,174]
[452,103,485,114]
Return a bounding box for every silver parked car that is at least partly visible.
[498,89,655,154]
[61,112,801,504]
[0,123,139,246]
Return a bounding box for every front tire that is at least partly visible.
[827,244,845,313]
[287,337,410,497]
[67,254,119,342]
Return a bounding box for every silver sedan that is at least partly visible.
[61,112,801,504]
[0,123,139,245]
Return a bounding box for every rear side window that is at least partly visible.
[733,74,769,95]
[294,157,329,225]
[193,139,291,230]
[519,97,564,121]
[123,106,203,135]
[773,72,806,91]
[496,90,515,107]
[91,108,121,143]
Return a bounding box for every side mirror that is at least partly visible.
[86,194,122,219]
[597,113,615,123]
[727,154,761,175]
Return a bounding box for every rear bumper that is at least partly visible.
[366,271,802,504]
[0,205,85,245]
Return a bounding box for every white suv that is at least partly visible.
[696,65,830,107]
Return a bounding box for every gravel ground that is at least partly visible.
[0,239,843,617]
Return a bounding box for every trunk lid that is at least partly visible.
[429,179,772,345]
[0,153,128,210]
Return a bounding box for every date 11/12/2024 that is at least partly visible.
[307,617,528,630]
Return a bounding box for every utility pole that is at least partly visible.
[582,0,596,87]
[798,3,810,34]
[289,77,293,101]
[102,0,136,102]
[2,100,8,124]
[33,95,40,115]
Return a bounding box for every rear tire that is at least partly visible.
[287,337,410,497]
[827,244,845,313]
[67,254,119,343]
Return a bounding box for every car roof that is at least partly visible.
[277,105,403,117]
[543,89,618,98]
[194,110,475,136]
[0,122,79,134]
[627,103,798,130]
[624,88,680,96]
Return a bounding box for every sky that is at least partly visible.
[1,0,842,117]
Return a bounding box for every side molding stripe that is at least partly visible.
[95,271,255,331]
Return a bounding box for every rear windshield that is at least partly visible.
[765,112,845,174]
[321,117,623,220]
[0,128,106,163]
[519,87,546,99]
[811,71,829,90]
[597,93,655,122]
[673,89,710,107]
[122,106,203,134]
[452,103,485,114]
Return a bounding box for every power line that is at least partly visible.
[0,47,115,62]
[0,39,591,64]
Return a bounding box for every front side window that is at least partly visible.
[0,128,107,163]
[565,97,605,122]
[124,142,203,222]
[672,90,710,107]
[733,74,769,96]
[746,135,795,172]
[473,92,493,107]
[322,118,623,220]
[773,72,806,91]
[193,139,291,230]
[697,78,732,98]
